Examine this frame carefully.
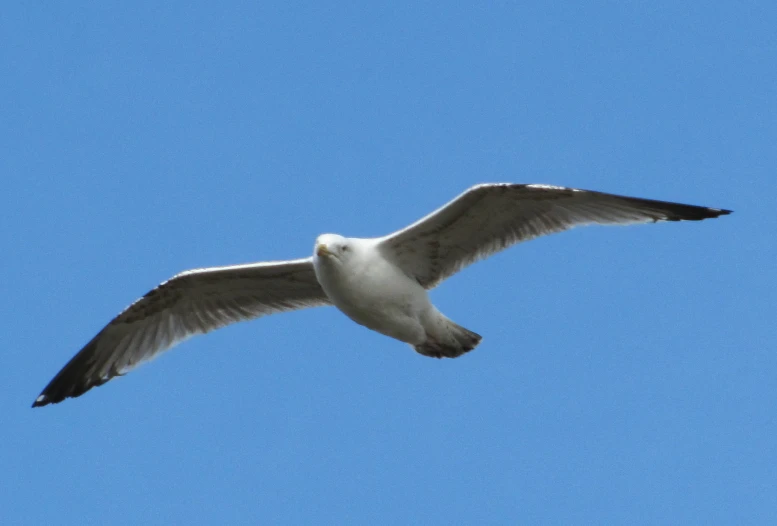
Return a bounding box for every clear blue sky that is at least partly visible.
[2,2,774,524]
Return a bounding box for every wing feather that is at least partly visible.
[33,257,329,407]
[378,183,730,288]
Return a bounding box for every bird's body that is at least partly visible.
[33,183,731,407]
[313,235,430,345]
[312,234,480,356]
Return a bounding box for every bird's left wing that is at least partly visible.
[378,183,730,289]
[33,258,329,407]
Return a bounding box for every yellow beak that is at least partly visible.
[316,243,332,257]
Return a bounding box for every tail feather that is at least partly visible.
[414,319,482,359]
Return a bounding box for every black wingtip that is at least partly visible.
[31,383,97,408]
[689,206,732,221]
[30,333,115,408]
[663,205,732,222]
[31,389,69,408]
[31,374,109,408]
[31,396,49,409]
[708,208,732,218]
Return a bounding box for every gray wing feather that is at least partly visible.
[33,258,329,407]
[378,183,730,289]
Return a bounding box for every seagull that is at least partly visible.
[32,183,730,407]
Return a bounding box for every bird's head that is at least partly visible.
[314,234,353,262]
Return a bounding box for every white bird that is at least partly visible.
[32,184,730,407]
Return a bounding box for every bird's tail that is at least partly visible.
[414,318,482,359]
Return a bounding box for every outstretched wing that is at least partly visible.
[33,258,329,407]
[378,183,730,289]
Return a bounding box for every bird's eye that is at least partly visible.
[341,245,349,252]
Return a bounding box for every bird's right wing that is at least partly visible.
[33,258,329,407]
[378,183,730,289]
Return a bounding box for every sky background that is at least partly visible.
[2,2,775,524]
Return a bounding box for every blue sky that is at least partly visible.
[2,2,775,524]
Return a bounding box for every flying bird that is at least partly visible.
[32,184,730,407]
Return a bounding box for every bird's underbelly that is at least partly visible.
[318,266,429,344]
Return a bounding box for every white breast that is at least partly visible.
[313,238,430,344]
